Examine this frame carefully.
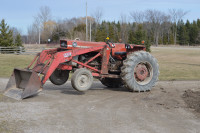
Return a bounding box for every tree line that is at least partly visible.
[27,7,200,46]
[1,6,200,47]
[0,19,22,47]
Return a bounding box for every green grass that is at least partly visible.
[0,47,200,80]
[0,54,34,77]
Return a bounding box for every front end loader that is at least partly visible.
[4,39,159,100]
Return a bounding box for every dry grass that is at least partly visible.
[0,54,34,77]
[0,47,200,80]
[151,47,200,80]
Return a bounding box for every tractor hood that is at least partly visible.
[60,40,106,49]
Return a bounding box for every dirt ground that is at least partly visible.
[0,78,200,133]
[183,90,200,113]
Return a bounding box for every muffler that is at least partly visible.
[3,68,42,100]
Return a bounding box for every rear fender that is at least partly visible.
[127,45,146,53]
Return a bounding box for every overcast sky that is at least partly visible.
[0,0,199,34]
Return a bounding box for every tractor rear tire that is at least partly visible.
[121,51,159,92]
[71,68,93,91]
[100,78,123,88]
[49,69,69,85]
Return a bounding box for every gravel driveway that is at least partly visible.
[0,78,200,133]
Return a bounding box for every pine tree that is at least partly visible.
[185,20,191,29]
[189,21,198,44]
[144,40,151,52]
[197,19,200,28]
[128,30,135,44]
[162,34,168,44]
[108,23,115,41]
[134,24,145,45]
[15,33,22,46]
[95,22,107,42]
[177,20,189,45]
[195,19,200,44]
[0,19,13,47]
[116,21,121,32]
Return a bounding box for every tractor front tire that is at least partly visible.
[49,69,69,85]
[71,68,93,91]
[100,78,123,88]
[121,51,159,92]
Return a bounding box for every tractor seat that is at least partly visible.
[114,52,127,55]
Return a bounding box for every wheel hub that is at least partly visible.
[78,75,89,87]
[135,64,148,81]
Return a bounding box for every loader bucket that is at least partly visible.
[3,68,42,100]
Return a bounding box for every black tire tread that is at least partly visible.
[121,51,159,92]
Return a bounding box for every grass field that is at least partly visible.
[0,47,200,80]
[0,54,34,77]
[152,47,200,80]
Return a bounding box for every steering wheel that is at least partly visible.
[106,39,115,48]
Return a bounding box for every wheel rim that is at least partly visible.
[77,74,90,88]
[134,62,153,85]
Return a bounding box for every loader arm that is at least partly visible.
[41,45,105,84]
[4,43,108,100]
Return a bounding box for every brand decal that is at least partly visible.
[63,52,72,58]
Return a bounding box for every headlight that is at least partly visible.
[60,40,67,48]
[72,42,77,47]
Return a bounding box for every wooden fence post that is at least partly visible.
[20,46,22,54]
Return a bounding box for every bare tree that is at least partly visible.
[27,6,53,43]
[41,20,56,42]
[35,6,52,25]
[92,7,103,24]
[145,9,167,46]
[120,13,129,43]
[91,8,103,41]
[159,15,171,44]
[27,24,38,44]
[130,11,145,24]
[113,24,120,42]
[53,17,92,41]
[169,9,188,44]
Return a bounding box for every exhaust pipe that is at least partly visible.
[3,68,42,100]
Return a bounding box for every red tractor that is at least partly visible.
[4,39,159,100]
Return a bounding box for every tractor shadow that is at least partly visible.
[44,82,84,95]
[104,86,130,92]
[61,90,85,95]
[44,81,131,95]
